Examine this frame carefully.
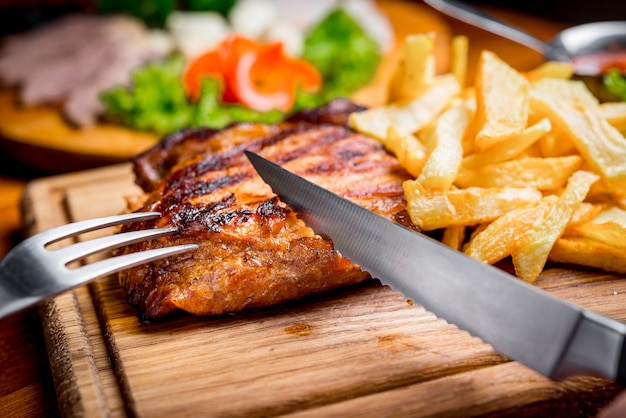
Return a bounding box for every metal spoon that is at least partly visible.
[423,0,626,76]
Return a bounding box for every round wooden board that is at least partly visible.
[0,0,451,173]
[0,89,159,172]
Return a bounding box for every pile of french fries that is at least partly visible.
[349,33,626,283]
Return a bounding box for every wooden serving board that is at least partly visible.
[21,163,626,417]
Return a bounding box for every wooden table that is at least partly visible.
[0,3,619,417]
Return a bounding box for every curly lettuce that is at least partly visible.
[302,8,381,105]
[101,57,283,134]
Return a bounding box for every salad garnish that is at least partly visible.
[100,5,382,134]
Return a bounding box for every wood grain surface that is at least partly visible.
[19,153,625,417]
[0,156,60,418]
[3,1,625,417]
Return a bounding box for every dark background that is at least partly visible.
[0,0,625,37]
[477,0,626,24]
[0,0,90,36]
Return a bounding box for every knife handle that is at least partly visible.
[554,310,626,385]
[617,339,626,386]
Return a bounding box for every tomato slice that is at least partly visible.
[233,49,293,111]
[231,42,322,111]
[215,35,259,103]
[183,49,222,101]
[183,35,254,102]
[184,35,322,112]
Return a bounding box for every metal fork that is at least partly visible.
[0,212,197,320]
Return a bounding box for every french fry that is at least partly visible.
[462,117,551,169]
[538,129,578,158]
[599,102,626,135]
[532,77,599,108]
[530,78,626,197]
[466,50,530,152]
[465,195,558,265]
[418,104,469,189]
[584,169,623,207]
[402,180,542,231]
[511,170,599,283]
[352,32,626,282]
[570,206,626,248]
[455,155,582,191]
[549,237,626,275]
[388,33,436,102]
[566,202,606,228]
[588,206,626,226]
[442,225,466,251]
[524,61,575,82]
[349,74,460,141]
[450,35,469,88]
[385,126,428,178]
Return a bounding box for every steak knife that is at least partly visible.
[245,151,626,384]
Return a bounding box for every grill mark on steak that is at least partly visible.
[134,127,221,192]
[166,125,302,184]
[133,99,367,191]
[262,125,355,167]
[119,100,415,320]
[151,125,358,217]
[160,173,247,211]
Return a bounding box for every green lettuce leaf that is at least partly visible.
[101,57,285,135]
[101,57,194,134]
[302,7,381,104]
[193,78,284,128]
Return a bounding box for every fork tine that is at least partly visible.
[53,227,180,264]
[67,244,199,284]
[35,212,163,246]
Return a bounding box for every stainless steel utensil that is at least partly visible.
[0,212,197,319]
[247,151,626,385]
[424,0,626,76]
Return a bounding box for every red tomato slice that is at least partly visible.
[184,35,322,112]
[183,35,257,102]
[183,49,222,101]
[215,35,259,103]
[231,42,322,111]
[233,50,293,111]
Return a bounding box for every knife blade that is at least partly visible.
[245,150,626,384]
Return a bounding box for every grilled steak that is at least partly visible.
[119,100,414,320]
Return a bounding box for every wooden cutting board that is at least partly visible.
[21,162,626,417]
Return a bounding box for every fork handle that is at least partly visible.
[0,280,42,320]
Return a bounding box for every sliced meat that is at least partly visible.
[0,14,100,84]
[21,40,113,106]
[0,14,163,126]
[63,18,155,126]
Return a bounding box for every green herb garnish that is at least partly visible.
[604,70,626,102]
[101,57,284,135]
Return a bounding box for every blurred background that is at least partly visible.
[0,0,89,36]
[0,0,625,37]
[477,0,626,24]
